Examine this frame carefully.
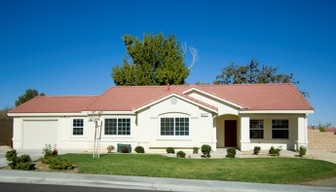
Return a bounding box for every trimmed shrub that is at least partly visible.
[107,145,115,153]
[253,146,261,155]
[269,146,281,156]
[226,148,236,158]
[166,147,175,154]
[5,150,34,170]
[176,151,186,158]
[298,146,307,157]
[193,147,199,154]
[201,144,211,158]
[134,146,145,153]
[46,156,73,170]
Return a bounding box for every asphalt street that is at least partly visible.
[0,182,164,192]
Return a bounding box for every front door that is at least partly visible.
[225,120,237,147]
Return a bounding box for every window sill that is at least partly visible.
[102,135,133,139]
[70,135,86,139]
[157,137,192,141]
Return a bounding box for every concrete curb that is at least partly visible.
[0,170,335,192]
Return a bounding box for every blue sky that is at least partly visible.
[0,0,335,126]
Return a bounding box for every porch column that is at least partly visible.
[240,116,251,151]
[297,115,308,149]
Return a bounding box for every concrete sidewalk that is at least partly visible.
[0,170,335,192]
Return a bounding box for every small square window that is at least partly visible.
[73,119,84,135]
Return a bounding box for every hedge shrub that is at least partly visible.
[201,144,211,158]
[269,146,281,156]
[45,156,73,170]
[166,147,175,154]
[5,150,34,170]
[176,151,186,158]
[226,148,236,158]
[298,146,307,157]
[253,146,261,155]
[134,146,145,153]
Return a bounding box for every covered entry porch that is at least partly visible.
[215,114,309,151]
[216,114,246,150]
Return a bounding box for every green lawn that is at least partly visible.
[61,153,336,184]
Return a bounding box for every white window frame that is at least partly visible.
[104,118,131,136]
[250,119,264,139]
[73,119,84,136]
[160,117,189,136]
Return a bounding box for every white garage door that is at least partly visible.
[23,120,58,149]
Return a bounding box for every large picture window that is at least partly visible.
[73,119,84,135]
[161,117,189,136]
[105,118,131,135]
[250,120,264,139]
[272,120,289,139]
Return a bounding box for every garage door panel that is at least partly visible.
[23,120,58,149]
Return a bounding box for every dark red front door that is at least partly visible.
[225,120,237,147]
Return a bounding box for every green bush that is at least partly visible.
[226,148,236,158]
[134,146,145,153]
[201,144,211,158]
[298,146,307,157]
[253,146,261,155]
[193,147,199,154]
[269,146,281,156]
[5,149,17,162]
[166,147,175,154]
[46,156,73,170]
[176,151,186,158]
[42,144,57,158]
[5,150,34,170]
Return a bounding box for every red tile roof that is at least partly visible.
[193,83,313,111]
[9,96,98,113]
[9,83,314,114]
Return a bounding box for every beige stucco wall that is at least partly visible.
[136,96,216,152]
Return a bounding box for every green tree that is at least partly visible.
[112,33,190,85]
[15,89,45,107]
[214,59,308,97]
[0,107,12,120]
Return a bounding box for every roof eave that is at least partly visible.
[8,112,87,117]
[239,109,314,114]
[132,93,218,113]
[183,87,244,109]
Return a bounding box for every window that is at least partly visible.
[105,118,130,135]
[250,120,264,139]
[272,120,289,139]
[160,117,189,136]
[73,119,84,135]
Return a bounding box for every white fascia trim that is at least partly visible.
[8,112,86,117]
[239,110,314,114]
[82,111,135,115]
[183,88,243,109]
[133,93,218,113]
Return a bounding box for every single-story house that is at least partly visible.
[8,83,314,152]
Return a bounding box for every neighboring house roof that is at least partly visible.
[8,83,314,114]
[9,96,98,113]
